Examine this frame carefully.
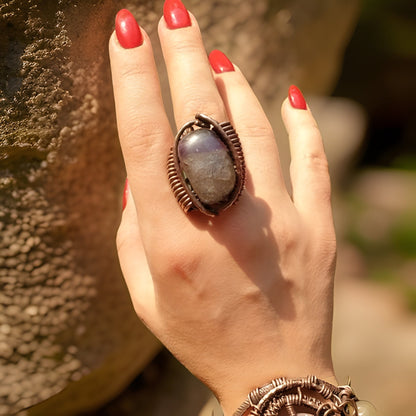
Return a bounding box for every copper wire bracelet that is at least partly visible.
[233,376,359,416]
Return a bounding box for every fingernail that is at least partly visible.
[115,9,143,49]
[122,178,129,211]
[163,0,191,29]
[288,85,307,110]
[209,50,235,74]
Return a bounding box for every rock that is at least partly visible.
[178,129,236,206]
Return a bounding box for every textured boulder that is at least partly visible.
[0,0,360,415]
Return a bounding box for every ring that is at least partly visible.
[167,114,245,216]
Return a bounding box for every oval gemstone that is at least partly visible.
[178,128,236,206]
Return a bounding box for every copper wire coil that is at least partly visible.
[234,376,358,416]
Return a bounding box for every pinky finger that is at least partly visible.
[281,86,333,227]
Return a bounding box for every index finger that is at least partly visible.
[109,10,180,225]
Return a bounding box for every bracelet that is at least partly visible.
[233,376,361,416]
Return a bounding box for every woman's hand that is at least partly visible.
[109,4,337,415]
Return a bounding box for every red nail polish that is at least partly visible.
[209,50,234,74]
[115,9,143,49]
[122,178,129,210]
[163,0,191,29]
[288,85,307,110]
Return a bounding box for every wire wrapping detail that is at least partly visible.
[167,151,194,213]
[219,121,246,185]
[167,114,245,216]
[233,376,358,416]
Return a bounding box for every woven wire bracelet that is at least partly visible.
[233,376,359,416]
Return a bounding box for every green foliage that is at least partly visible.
[361,0,416,57]
[405,288,416,313]
[390,213,416,257]
[392,156,416,171]
[370,269,396,283]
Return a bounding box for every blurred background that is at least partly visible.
[89,1,416,415]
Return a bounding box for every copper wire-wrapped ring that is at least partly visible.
[167,114,245,216]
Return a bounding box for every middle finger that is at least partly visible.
[158,11,227,128]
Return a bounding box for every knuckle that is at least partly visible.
[241,120,274,141]
[297,122,321,140]
[118,63,151,83]
[278,222,302,256]
[122,118,159,143]
[308,124,322,140]
[120,117,170,157]
[291,152,332,200]
[179,94,224,122]
[151,240,200,283]
[301,151,329,173]
[170,37,202,56]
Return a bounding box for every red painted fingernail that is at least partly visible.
[209,50,235,74]
[288,85,307,110]
[115,9,143,49]
[163,0,191,29]
[122,178,129,211]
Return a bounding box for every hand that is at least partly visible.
[109,4,337,415]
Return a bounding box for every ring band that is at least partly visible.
[167,114,245,216]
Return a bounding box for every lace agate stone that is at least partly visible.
[178,128,236,206]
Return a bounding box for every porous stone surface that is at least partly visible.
[178,129,236,206]
[0,0,360,415]
[0,1,161,415]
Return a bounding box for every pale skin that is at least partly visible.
[109,13,337,416]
